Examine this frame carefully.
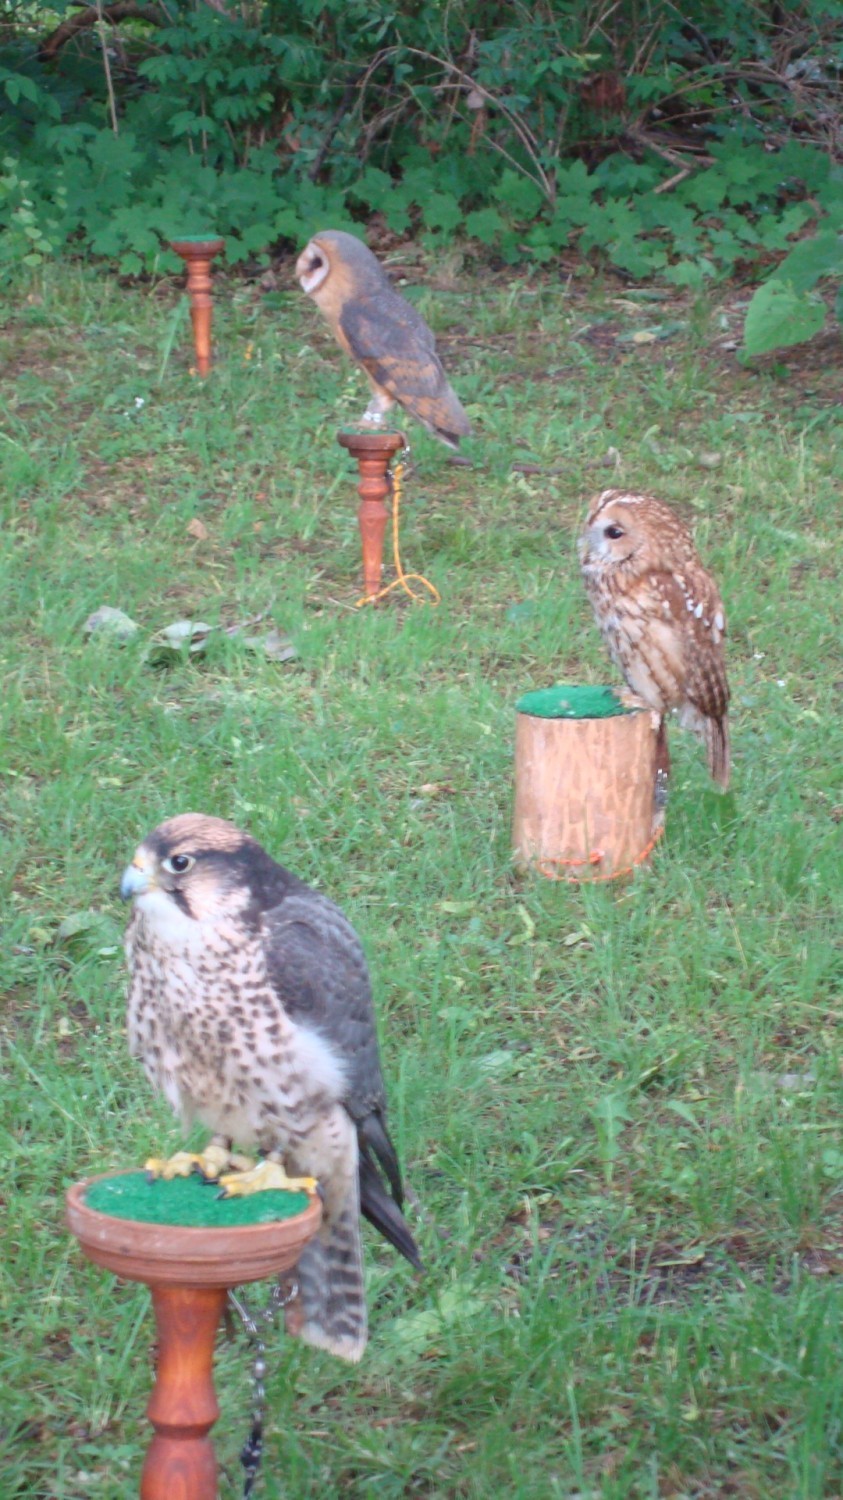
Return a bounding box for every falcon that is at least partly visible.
[120,813,421,1362]
[295,228,472,448]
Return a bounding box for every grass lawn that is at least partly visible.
[1,255,841,1499]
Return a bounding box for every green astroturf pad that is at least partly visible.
[171,234,222,244]
[85,1172,310,1227]
[516,684,629,720]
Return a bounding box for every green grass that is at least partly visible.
[1,258,841,1499]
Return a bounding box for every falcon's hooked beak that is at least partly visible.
[120,855,155,902]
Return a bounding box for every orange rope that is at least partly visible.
[356,461,441,608]
[536,821,665,884]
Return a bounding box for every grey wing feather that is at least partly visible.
[340,296,447,399]
[342,286,436,354]
[261,891,386,1121]
[262,887,421,1266]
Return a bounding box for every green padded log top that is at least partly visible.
[516,684,629,720]
[85,1171,310,1227]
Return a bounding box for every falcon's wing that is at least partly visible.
[262,889,420,1266]
[340,294,471,443]
[262,889,384,1121]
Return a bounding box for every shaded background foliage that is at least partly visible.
[1,0,842,345]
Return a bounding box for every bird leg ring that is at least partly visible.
[360,390,395,429]
[217,1157,319,1199]
[145,1136,255,1183]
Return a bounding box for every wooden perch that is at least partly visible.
[512,691,664,881]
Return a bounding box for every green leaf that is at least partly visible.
[665,1100,701,1129]
[773,228,842,292]
[464,207,506,244]
[742,278,827,357]
[421,192,463,235]
[679,168,728,213]
[663,258,715,289]
[591,1092,632,1129]
[493,169,545,219]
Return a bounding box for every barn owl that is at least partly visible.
[121,813,421,1362]
[296,229,471,447]
[579,489,731,788]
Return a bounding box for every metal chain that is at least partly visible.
[227,1281,298,1498]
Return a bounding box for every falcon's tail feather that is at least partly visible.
[359,1150,423,1270]
[290,1203,368,1364]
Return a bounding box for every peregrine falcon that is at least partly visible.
[120,813,421,1362]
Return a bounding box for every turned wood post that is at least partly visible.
[170,238,225,377]
[512,687,664,881]
[142,1286,225,1500]
[337,430,406,599]
[66,1172,322,1500]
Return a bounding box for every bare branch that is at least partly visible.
[38,1,164,61]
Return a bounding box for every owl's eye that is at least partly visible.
[604,524,624,540]
[163,854,194,875]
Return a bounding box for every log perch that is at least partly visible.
[512,685,663,881]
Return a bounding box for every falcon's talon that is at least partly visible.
[144,1151,206,1181]
[144,1146,253,1183]
[217,1161,319,1199]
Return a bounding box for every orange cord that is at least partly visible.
[536,821,665,884]
[356,462,441,608]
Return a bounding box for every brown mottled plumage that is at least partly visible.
[295,229,471,447]
[579,490,731,788]
[121,814,420,1363]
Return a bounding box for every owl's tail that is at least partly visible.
[705,715,730,790]
[287,1198,368,1363]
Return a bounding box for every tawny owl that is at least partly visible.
[296,229,471,448]
[579,489,731,788]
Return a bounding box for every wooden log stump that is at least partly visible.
[66,1170,321,1500]
[336,429,406,600]
[170,238,225,377]
[513,685,664,882]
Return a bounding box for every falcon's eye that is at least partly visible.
[163,854,194,875]
[604,524,624,540]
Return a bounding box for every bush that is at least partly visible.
[0,0,841,282]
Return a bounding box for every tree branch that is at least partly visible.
[39,2,164,62]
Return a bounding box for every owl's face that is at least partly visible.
[579,491,666,577]
[296,237,331,295]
